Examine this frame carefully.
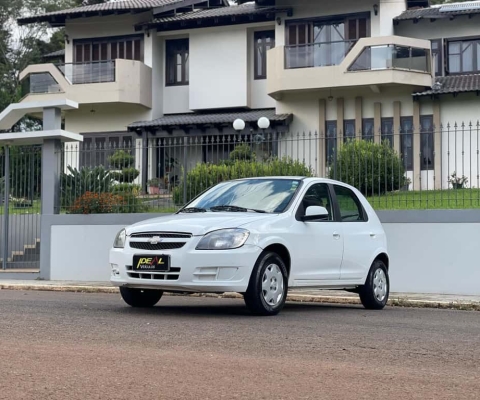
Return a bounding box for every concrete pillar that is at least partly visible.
[374,102,382,144]
[337,97,344,147]
[393,101,401,153]
[319,99,326,176]
[41,107,62,215]
[433,100,442,189]
[413,100,421,189]
[355,97,363,140]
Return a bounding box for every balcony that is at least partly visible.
[267,36,433,99]
[19,59,152,109]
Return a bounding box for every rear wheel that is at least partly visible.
[119,287,163,308]
[359,260,389,310]
[244,251,288,316]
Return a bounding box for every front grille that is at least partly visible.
[127,266,181,281]
[130,232,192,239]
[129,242,186,251]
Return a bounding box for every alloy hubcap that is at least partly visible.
[373,268,388,302]
[262,263,284,307]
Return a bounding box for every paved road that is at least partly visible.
[0,290,479,400]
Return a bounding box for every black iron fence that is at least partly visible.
[56,126,480,214]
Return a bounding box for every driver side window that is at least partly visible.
[301,183,334,221]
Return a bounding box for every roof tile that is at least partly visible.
[128,109,292,129]
[413,75,480,96]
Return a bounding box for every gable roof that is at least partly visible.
[138,2,292,31]
[395,1,480,21]
[413,75,480,97]
[17,0,228,26]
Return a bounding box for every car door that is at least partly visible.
[289,182,344,282]
[332,184,374,280]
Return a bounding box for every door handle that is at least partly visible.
[333,232,341,239]
[369,233,376,238]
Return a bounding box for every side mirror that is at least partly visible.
[302,206,329,222]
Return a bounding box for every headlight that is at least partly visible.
[113,229,126,248]
[196,228,250,250]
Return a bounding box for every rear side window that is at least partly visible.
[334,185,367,222]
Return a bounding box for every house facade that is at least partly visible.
[16,0,480,192]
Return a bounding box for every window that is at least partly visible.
[326,121,337,165]
[420,115,434,171]
[334,185,366,222]
[448,38,480,74]
[381,118,394,147]
[300,183,334,221]
[431,39,443,76]
[74,35,144,63]
[362,118,374,141]
[285,13,370,69]
[400,117,413,171]
[166,39,189,86]
[254,31,275,79]
[80,134,134,168]
[343,120,356,143]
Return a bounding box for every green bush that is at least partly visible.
[108,150,135,169]
[173,157,313,205]
[61,166,114,208]
[111,183,141,195]
[328,140,407,195]
[108,150,140,184]
[229,143,255,161]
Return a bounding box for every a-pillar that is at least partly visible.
[41,107,62,215]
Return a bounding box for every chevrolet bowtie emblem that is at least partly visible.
[149,236,162,245]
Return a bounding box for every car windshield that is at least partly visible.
[182,179,302,214]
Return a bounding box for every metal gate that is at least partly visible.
[0,145,42,271]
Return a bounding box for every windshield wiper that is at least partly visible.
[210,205,266,213]
[179,207,207,213]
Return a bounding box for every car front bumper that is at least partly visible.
[109,240,262,293]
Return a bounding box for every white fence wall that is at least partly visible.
[42,212,480,296]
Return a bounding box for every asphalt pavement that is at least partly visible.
[0,290,479,400]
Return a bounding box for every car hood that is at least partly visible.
[125,213,277,236]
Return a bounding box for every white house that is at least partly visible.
[16,0,480,191]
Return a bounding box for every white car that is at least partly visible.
[110,177,390,316]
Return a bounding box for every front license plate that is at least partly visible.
[133,255,170,272]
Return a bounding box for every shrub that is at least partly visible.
[108,150,135,169]
[111,183,141,195]
[173,157,313,205]
[69,192,126,214]
[61,166,114,208]
[229,144,255,161]
[328,140,407,195]
[108,150,140,184]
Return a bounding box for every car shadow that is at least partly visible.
[114,298,363,319]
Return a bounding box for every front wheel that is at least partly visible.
[359,260,390,310]
[244,251,288,316]
[119,287,163,308]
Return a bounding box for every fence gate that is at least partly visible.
[0,145,42,271]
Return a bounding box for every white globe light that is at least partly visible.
[258,117,270,130]
[233,119,245,131]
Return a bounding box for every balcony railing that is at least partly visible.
[348,45,431,73]
[56,61,116,85]
[28,73,63,94]
[285,40,357,69]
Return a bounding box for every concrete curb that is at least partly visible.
[1,283,479,311]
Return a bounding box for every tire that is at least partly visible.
[244,251,288,316]
[359,260,390,310]
[119,287,163,308]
